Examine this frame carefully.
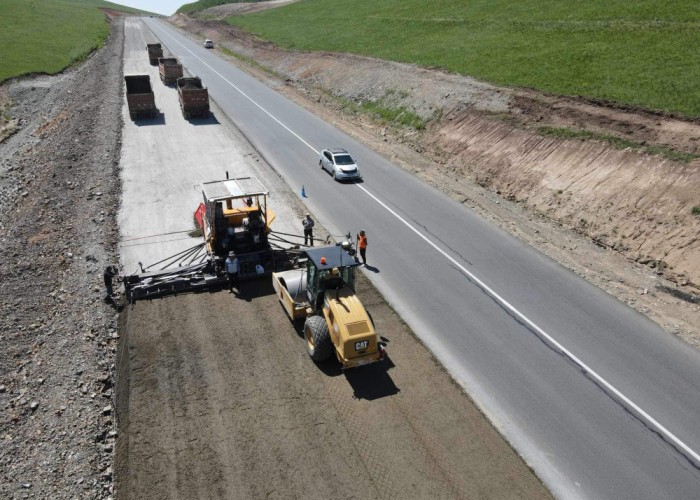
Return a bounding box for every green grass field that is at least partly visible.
[228,0,700,117]
[0,0,150,83]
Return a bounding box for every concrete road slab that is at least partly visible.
[118,18,300,274]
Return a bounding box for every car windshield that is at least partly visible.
[334,154,355,165]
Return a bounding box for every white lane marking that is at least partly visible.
[147,18,700,466]
[355,185,700,464]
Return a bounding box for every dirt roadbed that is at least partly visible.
[116,275,551,499]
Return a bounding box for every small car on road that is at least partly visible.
[203,39,214,49]
[319,148,361,181]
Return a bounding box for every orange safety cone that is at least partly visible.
[301,185,307,197]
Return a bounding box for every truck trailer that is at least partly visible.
[177,77,210,119]
[146,43,163,65]
[124,75,156,120]
[158,57,183,85]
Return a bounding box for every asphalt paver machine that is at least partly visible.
[195,176,276,275]
[123,176,293,302]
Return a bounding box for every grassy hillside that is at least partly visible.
[177,0,260,15]
[228,0,700,117]
[0,0,151,82]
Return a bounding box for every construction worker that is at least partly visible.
[356,230,367,265]
[103,265,118,302]
[302,213,315,246]
[225,251,240,293]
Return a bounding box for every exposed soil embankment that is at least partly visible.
[170,14,699,346]
[429,109,699,282]
[0,19,124,499]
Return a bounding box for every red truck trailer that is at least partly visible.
[177,77,210,119]
[125,75,156,120]
[158,57,183,85]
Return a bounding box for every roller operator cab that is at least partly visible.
[272,246,385,369]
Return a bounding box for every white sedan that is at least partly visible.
[319,148,361,181]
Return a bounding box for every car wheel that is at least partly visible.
[332,170,337,180]
[319,160,323,170]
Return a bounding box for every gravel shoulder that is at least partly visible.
[0,19,124,499]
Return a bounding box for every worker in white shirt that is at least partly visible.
[225,251,240,293]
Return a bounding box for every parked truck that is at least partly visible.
[124,75,156,120]
[146,43,163,65]
[177,77,210,119]
[158,57,183,85]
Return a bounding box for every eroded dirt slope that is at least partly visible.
[0,20,123,499]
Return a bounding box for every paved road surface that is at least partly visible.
[142,17,700,499]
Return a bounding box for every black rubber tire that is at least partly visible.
[304,315,332,361]
[332,170,337,181]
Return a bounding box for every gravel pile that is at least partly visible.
[0,20,124,499]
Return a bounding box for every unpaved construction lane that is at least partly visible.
[116,276,550,499]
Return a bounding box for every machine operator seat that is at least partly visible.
[321,267,345,291]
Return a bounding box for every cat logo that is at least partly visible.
[354,340,369,351]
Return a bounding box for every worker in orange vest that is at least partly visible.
[356,230,367,265]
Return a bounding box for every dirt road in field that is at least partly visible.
[116,276,550,499]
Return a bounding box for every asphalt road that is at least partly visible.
[143,18,700,499]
